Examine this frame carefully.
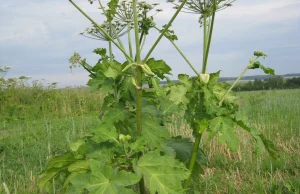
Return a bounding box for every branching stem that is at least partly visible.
[153,26,199,76]
[69,0,134,62]
[143,0,188,62]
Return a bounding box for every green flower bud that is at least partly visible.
[254,51,267,58]
[200,74,210,84]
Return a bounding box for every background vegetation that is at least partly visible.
[0,83,299,193]
[234,76,300,91]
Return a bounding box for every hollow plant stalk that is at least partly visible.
[132,1,147,193]
[184,0,217,189]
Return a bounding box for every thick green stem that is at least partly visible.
[203,10,216,72]
[128,28,133,58]
[153,26,199,76]
[183,133,202,189]
[109,40,113,61]
[185,1,217,189]
[133,1,146,193]
[202,15,207,73]
[133,0,142,133]
[143,0,188,62]
[69,0,133,62]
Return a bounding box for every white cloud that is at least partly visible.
[0,0,300,86]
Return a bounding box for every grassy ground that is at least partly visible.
[0,89,299,193]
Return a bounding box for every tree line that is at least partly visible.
[233,76,300,91]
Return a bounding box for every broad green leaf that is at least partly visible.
[91,123,119,144]
[101,78,114,93]
[140,117,170,150]
[134,151,190,194]
[151,77,165,97]
[260,64,275,75]
[63,170,88,189]
[87,76,105,92]
[168,85,188,105]
[159,98,181,117]
[38,153,77,190]
[104,66,120,79]
[77,141,119,162]
[146,58,172,79]
[45,153,77,169]
[235,120,278,158]
[69,139,85,152]
[207,71,220,88]
[178,74,192,90]
[208,116,239,152]
[68,160,89,172]
[248,61,275,75]
[71,160,140,194]
[142,105,162,118]
[101,106,127,124]
[165,137,207,165]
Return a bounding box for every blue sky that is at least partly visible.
[0,0,299,87]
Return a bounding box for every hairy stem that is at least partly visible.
[143,0,188,62]
[69,0,133,62]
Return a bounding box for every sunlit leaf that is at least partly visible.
[134,151,190,194]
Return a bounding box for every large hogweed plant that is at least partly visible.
[38,0,278,193]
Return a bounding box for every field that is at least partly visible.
[0,88,299,193]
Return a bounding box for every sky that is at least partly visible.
[0,0,299,87]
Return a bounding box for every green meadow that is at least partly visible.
[0,87,299,193]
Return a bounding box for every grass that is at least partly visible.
[0,88,299,193]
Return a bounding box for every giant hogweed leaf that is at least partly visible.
[134,151,190,194]
[146,58,172,79]
[87,76,105,92]
[248,61,275,75]
[151,77,165,97]
[38,153,77,191]
[168,85,188,105]
[71,160,140,194]
[178,74,192,90]
[104,66,120,79]
[140,117,170,150]
[208,116,239,152]
[77,140,119,162]
[158,97,184,118]
[165,137,207,179]
[235,120,278,158]
[165,137,207,165]
[101,78,114,93]
[91,123,119,144]
[101,106,127,124]
[207,71,221,88]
